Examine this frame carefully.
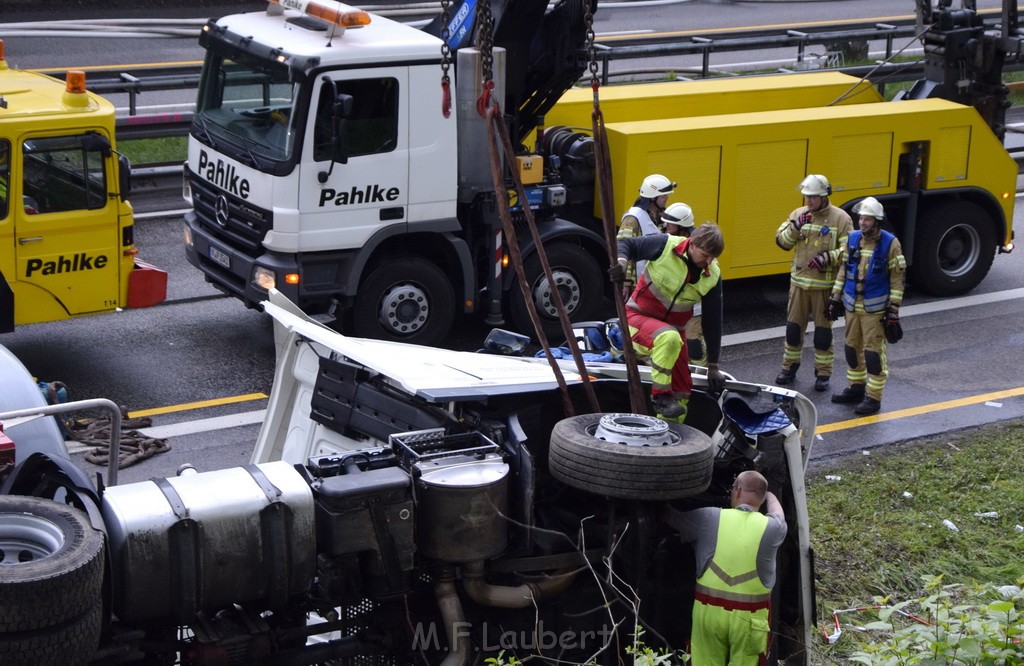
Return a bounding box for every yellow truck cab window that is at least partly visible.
[313,78,398,161]
[22,135,107,215]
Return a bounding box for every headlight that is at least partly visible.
[253,266,276,291]
[183,225,193,247]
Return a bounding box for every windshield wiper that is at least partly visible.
[191,114,218,149]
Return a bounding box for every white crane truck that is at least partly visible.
[183,0,1017,346]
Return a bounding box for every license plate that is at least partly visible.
[208,245,230,269]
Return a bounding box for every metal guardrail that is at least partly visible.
[50,13,1021,192]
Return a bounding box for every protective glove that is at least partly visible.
[882,306,903,344]
[808,253,829,271]
[608,262,626,285]
[793,212,813,231]
[825,299,844,322]
[706,363,726,394]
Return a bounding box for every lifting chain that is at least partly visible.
[440,0,453,118]
[476,0,495,117]
[585,6,647,414]
[585,3,599,96]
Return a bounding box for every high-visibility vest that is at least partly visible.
[694,509,771,611]
[841,230,895,314]
[629,236,720,323]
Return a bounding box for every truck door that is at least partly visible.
[299,69,409,247]
[14,133,120,321]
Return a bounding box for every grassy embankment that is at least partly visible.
[807,418,1024,662]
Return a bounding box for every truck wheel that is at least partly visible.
[509,243,603,341]
[0,496,105,633]
[353,257,455,346]
[549,413,713,500]
[0,604,102,666]
[911,202,996,296]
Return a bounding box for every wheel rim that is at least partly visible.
[532,269,581,318]
[936,223,981,278]
[592,413,678,447]
[377,283,429,335]
[0,513,65,564]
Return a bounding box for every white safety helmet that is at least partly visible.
[798,174,831,197]
[660,202,694,228]
[853,196,884,220]
[639,174,676,198]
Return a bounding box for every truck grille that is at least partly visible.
[190,175,273,255]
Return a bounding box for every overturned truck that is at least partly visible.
[0,291,819,665]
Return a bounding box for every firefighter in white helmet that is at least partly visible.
[773,174,854,392]
[824,196,906,415]
[616,174,676,296]
[660,203,707,368]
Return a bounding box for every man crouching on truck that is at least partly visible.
[664,470,787,666]
[608,224,727,421]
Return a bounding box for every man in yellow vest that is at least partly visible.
[664,470,787,665]
[609,223,727,421]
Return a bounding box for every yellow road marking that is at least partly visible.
[29,60,203,74]
[816,386,1024,433]
[597,9,1000,43]
[128,392,268,419]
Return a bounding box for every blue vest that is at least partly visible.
[842,230,894,313]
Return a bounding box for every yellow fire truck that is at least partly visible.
[0,40,166,333]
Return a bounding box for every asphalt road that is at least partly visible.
[2,0,1022,485]
[2,194,1022,485]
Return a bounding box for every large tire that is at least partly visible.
[549,413,714,500]
[353,257,455,346]
[0,496,105,632]
[508,243,604,341]
[910,202,996,296]
[0,603,102,666]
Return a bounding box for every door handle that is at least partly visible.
[18,237,43,245]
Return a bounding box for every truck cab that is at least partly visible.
[0,288,821,664]
[0,42,166,332]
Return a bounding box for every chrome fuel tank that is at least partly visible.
[101,461,315,622]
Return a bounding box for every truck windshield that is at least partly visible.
[194,53,300,166]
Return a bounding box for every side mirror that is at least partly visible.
[118,154,132,201]
[331,92,354,165]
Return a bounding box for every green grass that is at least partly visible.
[807,418,1024,660]
[117,136,187,166]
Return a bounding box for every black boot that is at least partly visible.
[831,384,865,404]
[814,374,830,392]
[651,393,686,419]
[775,363,800,385]
[855,397,881,415]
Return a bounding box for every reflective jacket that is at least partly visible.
[775,203,854,290]
[629,236,720,321]
[618,205,660,279]
[838,229,905,313]
[694,509,771,610]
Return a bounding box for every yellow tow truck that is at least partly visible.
[0,40,166,333]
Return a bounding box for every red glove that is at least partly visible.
[808,253,829,271]
[793,212,813,231]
